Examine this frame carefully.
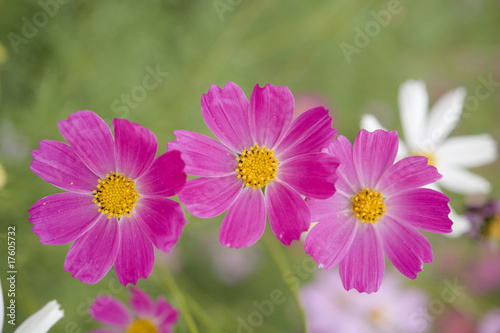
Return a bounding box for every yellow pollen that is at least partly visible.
[369,308,388,326]
[482,214,500,241]
[411,151,436,166]
[351,188,387,224]
[92,172,140,219]
[235,143,278,189]
[126,319,157,333]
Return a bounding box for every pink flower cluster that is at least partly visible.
[29,81,452,295]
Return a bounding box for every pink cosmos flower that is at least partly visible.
[29,111,187,285]
[89,287,178,333]
[305,129,453,293]
[300,269,430,333]
[168,82,339,248]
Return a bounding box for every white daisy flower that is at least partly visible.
[361,80,498,237]
[1,279,64,333]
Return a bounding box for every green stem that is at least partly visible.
[263,232,308,333]
[161,268,199,333]
[184,294,220,333]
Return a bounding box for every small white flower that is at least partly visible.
[0,279,64,333]
[361,80,497,237]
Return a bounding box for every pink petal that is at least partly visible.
[58,111,115,178]
[305,214,358,270]
[339,224,385,293]
[278,153,339,199]
[156,296,179,326]
[248,84,294,148]
[219,187,266,248]
[167,130,237,177]
[325,135,360,194]
[113,118,157,179]
[377,155,442,195]
[130,287,155,316]
[265,180,311,245]
[114,220,155,286]
[386,188,452,233]
[201,81,253,151]
[31,140,99,193]
[352,129,398,188]
[134,197,186,253]
[89,295,131,327]
[29,192,100,245]
[275,106,337,161]
[136,150,186,197]
[64,216,120,284]
[378,216,433,279]
[178,175,242,218]
[306,194,350,222]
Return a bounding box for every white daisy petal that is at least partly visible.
[447,208,471,238]
[359,114,409,160]
[438,166,491,195]
[437,134,498,168]
[398,80,428,150]
[360,113,386,131]
[395,138,409,161]
[426,87,467,147]
[14,300,64,333]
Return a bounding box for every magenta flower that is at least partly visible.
[305,129,453,293]
[29,111,187,285]
[89,287,178,333]
[168,82,339,248]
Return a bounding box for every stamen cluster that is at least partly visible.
[92,172,140,219]
[236,143,278,189]
[351,188,387,224]
[482,215,500,240]
[126,319,157,333]
[411,151,436,166]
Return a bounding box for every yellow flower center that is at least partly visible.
[482,214,500,240]
[126,319,157,333]
[235,143,278,189]
[369,308,387,326]
[411,151,436,166]
[92,172,140,219]
[351,188,387,224]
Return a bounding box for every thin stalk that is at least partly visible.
[263,231,308,333]
[162,268,199,333]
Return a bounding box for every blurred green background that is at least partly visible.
[0,0,499,332]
